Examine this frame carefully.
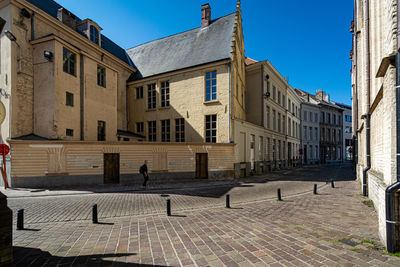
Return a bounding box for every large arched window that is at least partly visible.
[90,25,99,45]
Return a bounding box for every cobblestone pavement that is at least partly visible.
[12,173,400,266]
[6,165,346,224]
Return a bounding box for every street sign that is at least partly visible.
[0,144,9,155]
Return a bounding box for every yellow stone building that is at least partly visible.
[0,0,301,187]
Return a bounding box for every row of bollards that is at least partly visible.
[16,179,337,229]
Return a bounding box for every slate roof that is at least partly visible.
[27,0,133,67]
[126,13,236,80]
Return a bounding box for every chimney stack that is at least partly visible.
[201,4,211,28]
[316,89,324,100]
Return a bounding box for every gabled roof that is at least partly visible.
[126,13,236,80]
[27,0,133,67]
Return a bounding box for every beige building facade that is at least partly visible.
[351,0,400,251]
[245,60,301,173]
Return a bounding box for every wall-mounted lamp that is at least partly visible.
[4,30,21,73]
[20,8,31,19]
[44,51,53,61]
[0,89,10,99]
[265,74,269,80]
[264,92,270,99]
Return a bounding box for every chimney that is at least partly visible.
[57,8,77,29]
[316,89,324,100]
[201,4,211,28]
[324,94,330,102]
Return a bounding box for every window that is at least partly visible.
[278,113,281,133]
[205,71,217,101]
[205,115,217,143]
[161,81,170,107]
[288,118,291,136]
[339,116,342,125]
[63,47,76,76]
[97,121,105,141]
[309,127,312,141]
[315,127,318,140]
[338,130,342,141]
[315,113,318,123]
[175,118,185,142]
[278,91,281,105]
[66,129,73,137]
[303,111,307,121]
[97,66,106,87]
[321,112,325,123]
[288,99,291,112]
[90,25,99,45]
[147,84,156,109]
[327,113,331,124]
[303,126,307,140]
[273,86,276,100]
[333,129,336,142]
[309,112,312,122]
[148,121,156,141]
[266,106,270,128]
[259,136,263,161]
[136,87,143,99]
[333,114,336,125]
[136,122,144,133]
[123,138,129,141]
[282,115,286,134]
[327,129,330,141]
[282,95,286,108]
[66,92,74,106]
[321,128,325,141]
[266,138,270,160]
[267,81,270,94]
[161,120,170,142]
[272,110,276,131]
[345,115,352,122]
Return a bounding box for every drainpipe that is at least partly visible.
[362,0,371,197]
[385,0,400,253]
[228,62,231,142]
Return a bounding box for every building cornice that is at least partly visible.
[127,59,230,85]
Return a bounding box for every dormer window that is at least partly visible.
[90,25,99,45]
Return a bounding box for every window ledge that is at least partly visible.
[146,109,157,112]
[159,106,171,110]
[203,100,221,105]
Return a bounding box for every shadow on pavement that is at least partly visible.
[12,247,161,266]
[5,163,356,199]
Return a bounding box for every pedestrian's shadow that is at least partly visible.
[12,246,165,266]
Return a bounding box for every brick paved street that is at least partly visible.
[8,164,400,266]
[5,165,342,224]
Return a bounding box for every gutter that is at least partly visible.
[362,0,371,196]
[385,0,400,253]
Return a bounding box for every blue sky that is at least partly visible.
[56,0,353,105]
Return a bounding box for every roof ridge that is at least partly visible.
[125,12,236,51]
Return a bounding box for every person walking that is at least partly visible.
[140,160,149,188]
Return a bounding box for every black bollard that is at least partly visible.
[331,180,335,188]
[277,189,282,201]
[92,204,98,224]
[226,194,231,208]
[313,184,318,195]
[167,199,171,216]
[17,209,24,230]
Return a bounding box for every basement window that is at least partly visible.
[66,129,74,136]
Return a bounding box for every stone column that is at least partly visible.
[0,192,12,265]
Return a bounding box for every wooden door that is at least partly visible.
[195,153,208,179]
[104,153,120,184]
